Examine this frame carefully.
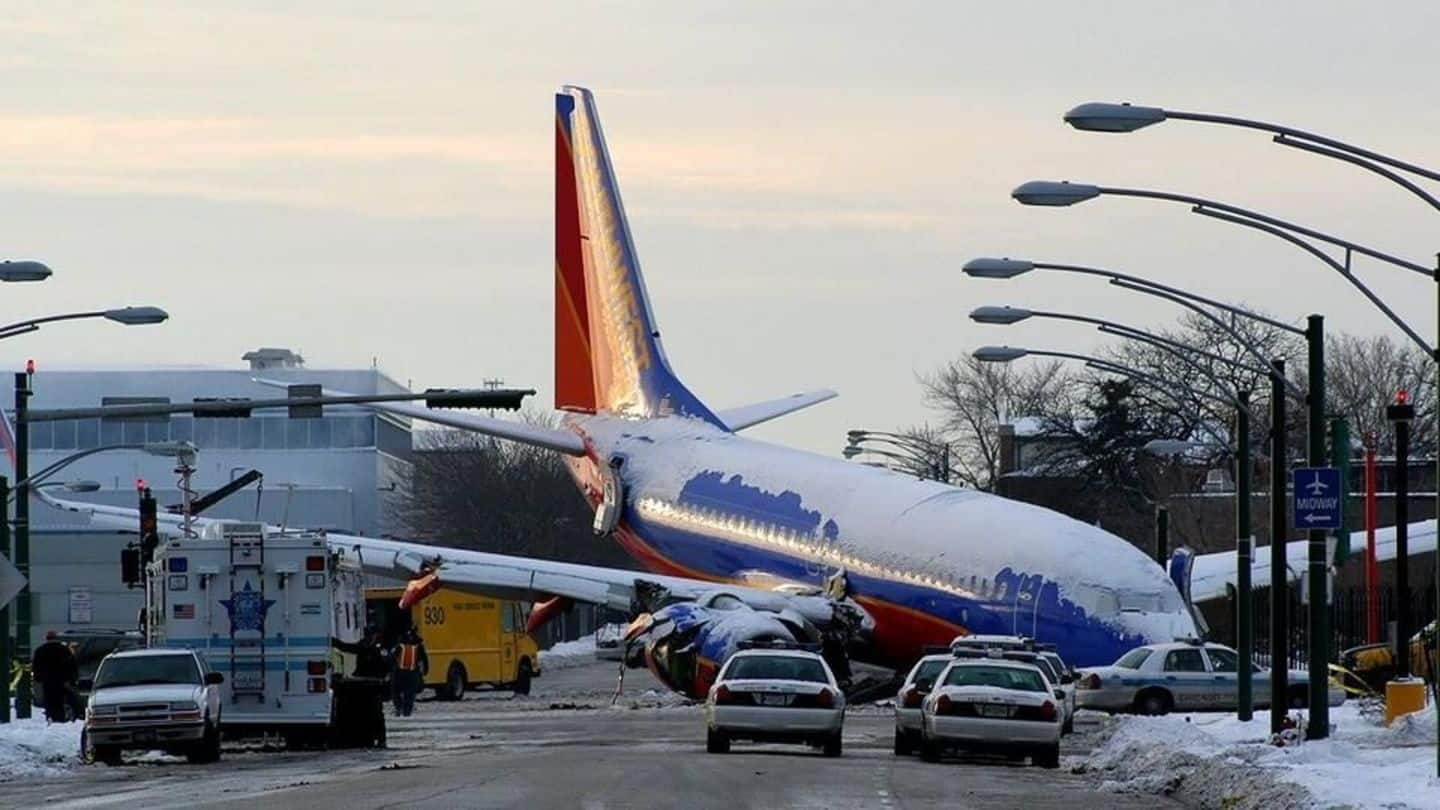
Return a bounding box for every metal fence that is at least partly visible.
[1214,586,1438,668]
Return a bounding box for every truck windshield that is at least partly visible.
[94,655,201,689]
[724,655,829,683]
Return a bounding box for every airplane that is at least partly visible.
[36,86,1208,700]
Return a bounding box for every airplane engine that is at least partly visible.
[632,602,818,699]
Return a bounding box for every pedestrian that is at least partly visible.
[391,626,428,718]
[31,631,79,723]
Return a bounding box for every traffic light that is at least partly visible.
[139,486,159,564]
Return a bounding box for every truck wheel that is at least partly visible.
[186,721,222,764]
[93,744,122,766]
[513,659,532,696]
[441,662,467,701]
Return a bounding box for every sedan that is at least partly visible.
[704,648,845,757]
[919,659,1063,768]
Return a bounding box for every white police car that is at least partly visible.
[893,653,953,755]
[919,656,1063,768]
[1076,640,1347,715]
[704,645,845,757]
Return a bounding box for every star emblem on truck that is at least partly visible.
[220,582,275,633]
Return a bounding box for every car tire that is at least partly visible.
[1287,686,1308,709]
[1134,689,1172,716]
[187,720,222,764]
[893,729,913,756]
[706,728,730,754]
[1062,714,1074,735]
[1032,744,1060,769]
[823,731,843,758]
[93,743,122,767]
[440,662,467,702]
[919,735,941,763]
[513,659,533,696]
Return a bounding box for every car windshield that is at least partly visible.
[724,655,828,683]
[1042,653,1068,673]
[911,659,949,690]
[94,655,200,689]
[943,664,1046,692]
[1115,648,1152,669]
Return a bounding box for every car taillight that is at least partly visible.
[815,688,835,709]
[307,660,327,676]
[715,685,733,705]
[1078,673,1101,690]
[1039,701,1056,721]
[935,694,953,716]
[902,688,923,709]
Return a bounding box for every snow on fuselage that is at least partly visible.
[564,413,1195,669]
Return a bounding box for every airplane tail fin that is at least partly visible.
[554,86,723,426]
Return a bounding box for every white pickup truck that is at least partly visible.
[81,648,225,765]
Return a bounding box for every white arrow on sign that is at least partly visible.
[0,552,25,609]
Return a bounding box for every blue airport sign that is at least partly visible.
[1292,467,1343,531]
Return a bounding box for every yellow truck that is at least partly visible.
[366,586,541,698]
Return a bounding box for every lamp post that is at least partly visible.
[8,306,166,719]
[1065,102,1440,747]
[845,430,951,483]
[0,261,52,283]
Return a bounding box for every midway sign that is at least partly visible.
[1292,467,1343,531]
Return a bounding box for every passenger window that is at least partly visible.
[1164,648,1207,673]
[502,603,517,633]
[1206,648,1239,673]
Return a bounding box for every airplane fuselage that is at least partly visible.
[564,413,1195,670]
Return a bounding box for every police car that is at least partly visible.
[893,652,954,755]
[919,655,1063,767]
[704,643,846,757]
[1075,640,1348,715]
[949,636,1076,734]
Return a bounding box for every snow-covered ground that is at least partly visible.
[1079,701,1439,809]
[539,633,598,671]
[0,717,81,781]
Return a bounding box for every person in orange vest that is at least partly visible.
[391,626,429,717]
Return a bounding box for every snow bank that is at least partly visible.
[538,633,597,671]
[1078,702,1440,809]
[0,718,81,781]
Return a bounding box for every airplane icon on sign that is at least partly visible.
[1303,478,1329,496]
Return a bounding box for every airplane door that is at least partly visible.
[593,456,625,535]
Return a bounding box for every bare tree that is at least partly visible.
[392,410,640,571]
[1326,333,1436,455]
[917,356,1076,490]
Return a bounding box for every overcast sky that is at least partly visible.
[2,2,1438,455]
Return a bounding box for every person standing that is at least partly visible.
[392,627,428,718]
[31,631,79,723]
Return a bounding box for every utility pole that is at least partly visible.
[1154,506,1169,566]
[1270,358,1289,735]
[0,476,9,723]
[1305,315,1329,739]
[13,371,31,719]
[1387,392,1414,678]
[1236,390,1253,721]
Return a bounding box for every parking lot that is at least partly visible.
[2,660,1178,809]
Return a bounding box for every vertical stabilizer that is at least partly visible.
[554,86,722,425]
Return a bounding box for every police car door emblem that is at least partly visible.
[220,582,275,632]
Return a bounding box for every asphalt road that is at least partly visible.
[4,660,1178,809]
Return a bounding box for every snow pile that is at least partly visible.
[1078,702,1440,809]
[538,633,598,671]
[0,718,81,781]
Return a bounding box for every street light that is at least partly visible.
[845,430,951,483]
[0,306,169,341]
[1063,104,1440,748]
[0,261,52,283]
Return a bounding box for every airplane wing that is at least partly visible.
[1190,519,1438,603]
[716,390,838,432]
[34,488,843,628]
[251,378,586,456]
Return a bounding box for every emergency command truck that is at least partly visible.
[146,521,382,747]
[366,586,541,698]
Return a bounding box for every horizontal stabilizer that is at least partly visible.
[252,378,586,456]
[718,389,838,432]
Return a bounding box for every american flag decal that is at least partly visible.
[173,603,195,619]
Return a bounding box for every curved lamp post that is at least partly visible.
[1064,104,1440,745]
[0,306,168,341]
[845,429,951,483]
